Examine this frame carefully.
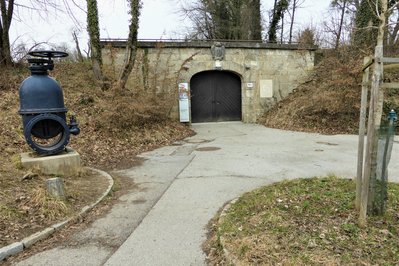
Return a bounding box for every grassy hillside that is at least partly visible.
[259,48,399,134]
[0,62,193,171]
[0,62,193,247]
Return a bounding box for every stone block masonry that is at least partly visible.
[101,40,316,123]
[20,148,81,176]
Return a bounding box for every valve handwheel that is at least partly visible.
[28,50,69,59]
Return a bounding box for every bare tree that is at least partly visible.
[0,0,62,67]
[288,0,305,43]
[180,1,215,39]
[321,0,359,48]
[117,0,142,90]
[358,0,399,227]
[72,29,84,62]
[332,0,348,49]
[181,0,262,40]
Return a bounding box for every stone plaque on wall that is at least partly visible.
[260,80,273,98]
[211,42,225,60]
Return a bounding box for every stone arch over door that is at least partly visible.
[190,70,242,123]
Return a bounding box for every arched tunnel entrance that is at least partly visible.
[190,71,242,123]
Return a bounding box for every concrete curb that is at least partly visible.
[217,197,240,266]
[0,242,24,262]
[78,167,114,217]
[0,167,114,262]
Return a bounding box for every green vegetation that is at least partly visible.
[268,0,289,43]
[353,0,380,49]
[86,0,103,80]
[215,177,399,265]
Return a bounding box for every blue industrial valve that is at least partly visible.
[19,51,80,155]
[388,109,397,122]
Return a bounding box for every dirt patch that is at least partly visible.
[0,168,109,247]
[3,173,136,265]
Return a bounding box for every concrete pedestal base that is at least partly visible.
[21,148,81,176]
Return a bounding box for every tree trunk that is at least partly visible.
[288,0,297,43]
[272,0,278,15]
[0,0,14,66]
[280,12,284,43]
[0,23,4,65]
[388,7,399,46]
[86,0,103,80]
[335,0,347,49]
[117,0,141,90]
[268,0,288,43]
[356,56,370,211]
[72,31,84,62]
[359,0,387,228]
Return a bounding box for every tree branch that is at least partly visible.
[63,0,82,30]
[387,0,399,12]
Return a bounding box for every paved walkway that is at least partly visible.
[16,123,399,266]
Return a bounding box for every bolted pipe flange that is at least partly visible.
[24,114,70,155]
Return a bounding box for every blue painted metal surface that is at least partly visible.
[18,51,80,155]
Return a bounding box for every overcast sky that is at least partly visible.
[9,0,330,51]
